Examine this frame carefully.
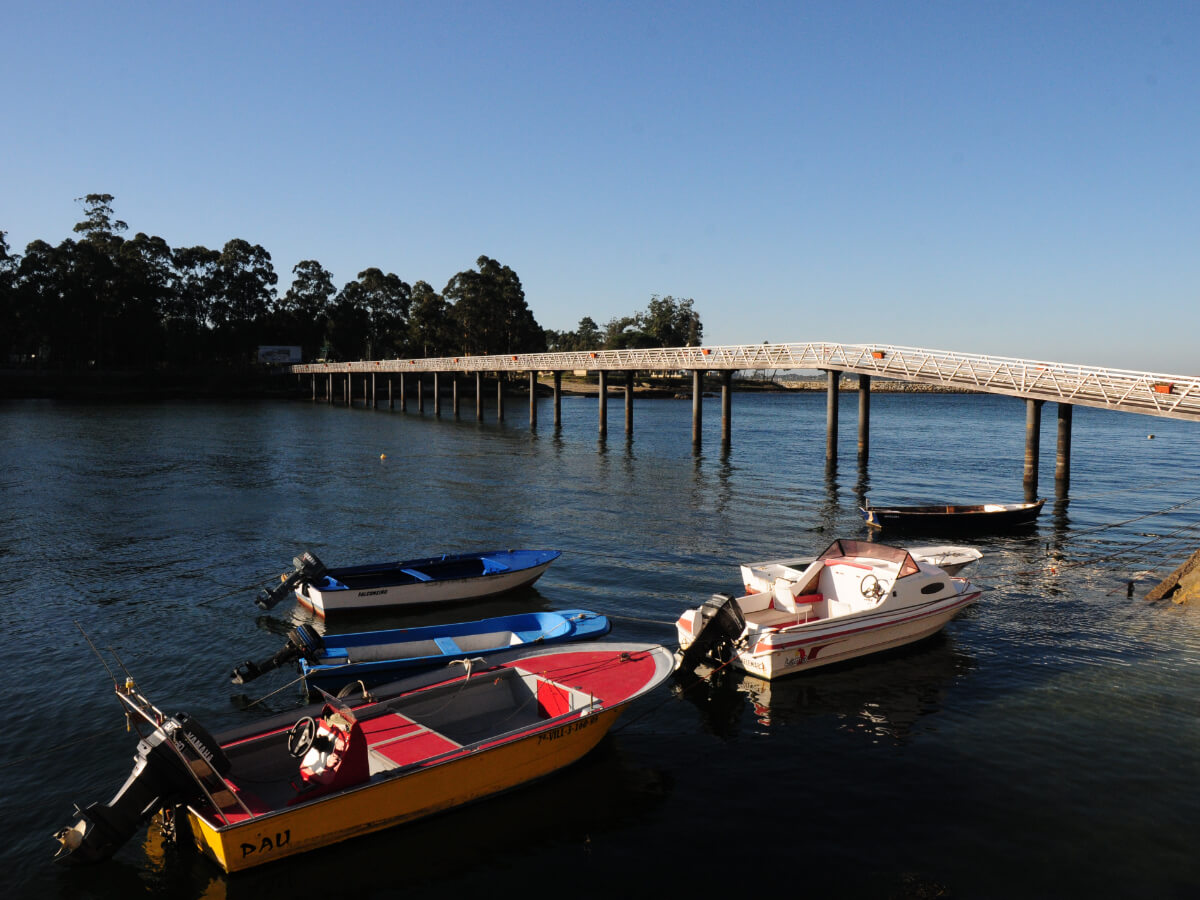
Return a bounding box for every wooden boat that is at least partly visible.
[55,642,674,874]
[740,544,982,594]
[257,548,562,616]
[675,539,983,680]
[860,499,1045,532]
[230,609,612,693]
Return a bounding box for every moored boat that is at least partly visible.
[230,609,612,692]
[860,499,1045,532]
[740,544,982,594]
[676,539,983,680]
[55,642,674,874]
[257,548,562,616]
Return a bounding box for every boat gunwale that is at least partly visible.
[197,644,672,832]
[744,588,982,654]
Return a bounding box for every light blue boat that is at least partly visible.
[290,609,611,693]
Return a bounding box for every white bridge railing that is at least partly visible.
[289,342,1200,422]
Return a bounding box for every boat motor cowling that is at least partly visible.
[256,551,328,611]
[54,712,228,866]
[675,592,747,674]
[232,625,326,684]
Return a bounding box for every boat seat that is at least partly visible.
[772,591,823,614]
[400,568,433,582]
[434,636,461,654]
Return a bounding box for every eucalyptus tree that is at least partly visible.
[170,245,220,363]
[119,233,175,365]
[210,239,278,360]
[407,280,454,358]
[15,239,83,366]
[353,267,411,358]
[0,232,16,361]
[642,294,702,347]
[279,260,337,358]
[443,255,544,356]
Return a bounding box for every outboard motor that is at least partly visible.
[54,712,229,865]
[675,592,748,674]
[231,625,326,684]
[256,551,327,610]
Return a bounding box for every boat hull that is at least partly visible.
[186,704,623,872]
[729,591,980,680]
[183,643,672,873]
[860,500,1044,532]
[297,551,560,616]
[300,609,611,692]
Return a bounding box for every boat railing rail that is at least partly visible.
[115,686,252,826]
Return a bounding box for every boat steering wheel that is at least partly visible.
[860,573,885,600]
[287,716,317,758]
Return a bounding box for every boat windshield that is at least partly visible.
[817,539,921,578]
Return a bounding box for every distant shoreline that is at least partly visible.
[0,369,979,401]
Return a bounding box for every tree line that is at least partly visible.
[0,194,701,370]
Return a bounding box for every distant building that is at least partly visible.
[257,345,302,365]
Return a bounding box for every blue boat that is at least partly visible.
[232,609,611,692]
[257,549,562,616]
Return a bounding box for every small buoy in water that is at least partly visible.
[380,453,387,459]
[1148,435,1155,440]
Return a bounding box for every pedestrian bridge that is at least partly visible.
[291,341,1200,422]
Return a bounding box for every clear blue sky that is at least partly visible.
[3,1,1197,374]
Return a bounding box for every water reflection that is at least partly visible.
[676,634,974,744]
[118,739,667,900]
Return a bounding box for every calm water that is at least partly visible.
[2,391,1198,899]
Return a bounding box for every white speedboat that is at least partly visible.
[739,544,981,594]
[677,539,983,680]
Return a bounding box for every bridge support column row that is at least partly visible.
[1023,399,1073,499]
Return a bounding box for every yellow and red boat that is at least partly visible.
[54,642,673,873]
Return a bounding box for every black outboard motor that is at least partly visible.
[231,625,326,684]
[674,592,748,674]
[256,551,327,611]
[54,712,229,865]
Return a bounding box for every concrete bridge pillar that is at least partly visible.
[858,374,871,462]
[497,376,505,422]
[529,371,538,428]
[721,371,732,445]
[452,376,459,416]
[434,373,441,416]
[553,371,562,427]
[1024,398,1044,499]
[625,371,634,435]
[825,369,839,467]
[476,373,483,421]
[692,370,704,444]
[399,373,407,411]
[1056,403,1073,496]
[598,371,608,437]
[417,378,424,413]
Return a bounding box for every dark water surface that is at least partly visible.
[2,392,1198,899]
